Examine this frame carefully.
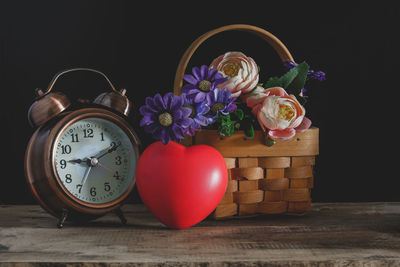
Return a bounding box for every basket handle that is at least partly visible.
[173,24,295,95]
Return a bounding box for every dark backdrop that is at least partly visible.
[0,1,398,204]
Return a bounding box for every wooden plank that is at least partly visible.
[194,128,319,157]
[238,157,258,168]
[213,203,237,218]
[1,203,400,266]
[259,178,289,191]
[219,192,233,204]
[264,190,283,202]
[283,188,311,202]
[230,167,264,180]
[226,180,238,192]
[224,158,236,169]
[233,190,264,204]
[238,180,259,191]
[285,165,313,178]
[265,168,285,179]
[290,177,313,188]
[257,201,288,214]
[238,203,258,216]
[258,157,291,168]
[291,156,315,167]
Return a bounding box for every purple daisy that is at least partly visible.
[182,65,227,103]
[139,93,192,145]
[182,94,210,136]
[206,88,237,122]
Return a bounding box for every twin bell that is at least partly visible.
[27,68,132,128]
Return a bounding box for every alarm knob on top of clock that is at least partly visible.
[25,68,140,228]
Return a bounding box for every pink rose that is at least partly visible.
[244,87,311,141]
[210,52,259,98]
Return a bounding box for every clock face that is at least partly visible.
[53,117,137,205]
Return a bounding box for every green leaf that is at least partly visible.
[280,66,300,89]
[244,124,255,139]
[264,76,283,88]
[218,122,235,137]
[265,136,276,147]
[217,114,230,125]
[232,109,244,121]
[285,62,309,96]
[264,62,310,98]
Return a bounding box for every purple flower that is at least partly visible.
[139,93,192,145]
[206,88,237,122]
[182,65,227,103]
[307,69,326,81]
[182,94,210,136]
[284,60,326,81]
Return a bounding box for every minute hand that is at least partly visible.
[94,143,121,160]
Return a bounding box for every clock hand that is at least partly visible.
[97,161,114,174]
[93,143,121,160]
[69,143,121,166]
[68,159,85,164]
[68,158,93,167]
[80,165,92,186]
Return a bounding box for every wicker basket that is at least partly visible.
[173,24,319,219]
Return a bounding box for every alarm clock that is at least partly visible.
[25,68,140,228]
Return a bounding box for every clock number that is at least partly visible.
[61,145,71,154]
[76,184,82,194]
[71,133,79,143]
[100,132,105,141]
[60,159,67,169]
[113,171,121,180]
[115,156,122,165]
[83,129,94,138]
[65,174,72,183]
[90,187,96,196]
[104,182,111,192]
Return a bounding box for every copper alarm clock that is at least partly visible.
[25,68,140,228]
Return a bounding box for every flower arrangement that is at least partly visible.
[140,52,325,146]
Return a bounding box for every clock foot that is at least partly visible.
[57,208,69,229]
[114,208,127,225]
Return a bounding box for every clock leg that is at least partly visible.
[57,208,69,229]
[114,208,127,225]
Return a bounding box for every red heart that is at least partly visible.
[136,141,228,229]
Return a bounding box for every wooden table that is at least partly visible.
[1,203,400,266]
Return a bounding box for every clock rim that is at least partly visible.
[49,108,140,210]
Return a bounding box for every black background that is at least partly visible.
[0,1,398,204]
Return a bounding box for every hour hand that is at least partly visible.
[68,158,87,164]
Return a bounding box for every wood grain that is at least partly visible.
[1,204,400,266]
[258,157,291,168]
[291,156,315,167]
[259,178,289,191]
[224,158,236,169]
[230,167,264,180]
[194,128,319,157]
[238,158,258,168]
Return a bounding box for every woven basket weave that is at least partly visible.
[173,24,319,219]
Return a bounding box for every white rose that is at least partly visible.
[210,52,259,98]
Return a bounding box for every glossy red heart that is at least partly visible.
[136,141,228,229]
